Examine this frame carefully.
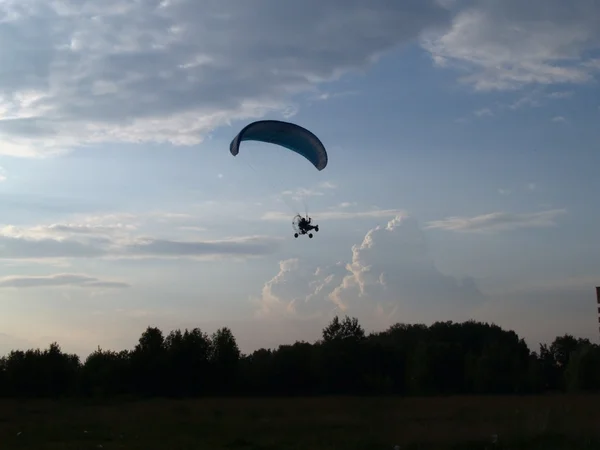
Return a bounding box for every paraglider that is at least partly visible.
[229,120,328,239]
[293,214,319,239]
[229,120,328,171]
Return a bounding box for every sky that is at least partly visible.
[1,0,600,358]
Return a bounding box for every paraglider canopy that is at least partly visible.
[229,120,328,171]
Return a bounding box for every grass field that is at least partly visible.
[0,394,599,449]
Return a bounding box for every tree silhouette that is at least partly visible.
[0,315,598,399]
[210,327,241,394]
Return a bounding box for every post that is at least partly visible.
[597,286,600,337]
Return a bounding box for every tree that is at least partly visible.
[131,327,167,396]
[210,327,240,394]
[0,317,598,399]
[565,343,600,391]
[164,328,212,396]
[322,315,365,343]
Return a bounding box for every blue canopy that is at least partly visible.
[230,120,328,171]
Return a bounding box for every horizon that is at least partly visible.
[1,0,599,359]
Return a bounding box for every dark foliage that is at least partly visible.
[0,317,598,398]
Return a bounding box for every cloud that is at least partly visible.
[279,181,337,201]
[508,89,574,110]
[474,107,493,117]
[0,233,106,259]
[254,215,486,327]
[426,209,566,233]
[0,273,129,289]
[547,90,573,99]
[0,0,451,157]
[552,115,567,122]
[119,235,280,260]
[309,90,359,102]
[421,1,600,91]
[262,208,407,222]
[0,167,6,182]
[1,223,134,242]
[254,259,316,318]
[0,221,281,261]
[317,181,337,190]
[496,183,537,196]
[177,226,207,233]
[280,188,325,202]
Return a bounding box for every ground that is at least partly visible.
[0,395,598,449]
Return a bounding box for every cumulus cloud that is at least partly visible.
[420,0,600,91]
[255,215,486,327]
[0,273,129,289]
[426,209,566,233]
[0,221,281,261]
[0,0,450,157]
[254,258,347,319]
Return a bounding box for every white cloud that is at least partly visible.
[1,223,134,241]
[496,183,537,196]
[421,1,600,91]
[309,90,359,102]
[508,88,574,110]
[255,215,486,327]
[0,167,6,182]
[0,220,281,261]
[474,107,493,117]
[317,181,337,190]
[552,115,567,122]
[0,273,129,289]
[177,226,207,233]
[548,90,573,99]
[510,92,542,110]
[253,259,317,318]
[119,235,281,260]
[0,0,450,157]
[426,209,566,233]
[280,187,325,202]
[279,181,337,202]
[262,208,407,222]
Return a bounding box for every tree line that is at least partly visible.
[0,316,598,398]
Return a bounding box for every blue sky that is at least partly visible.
[1,0,599,357]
